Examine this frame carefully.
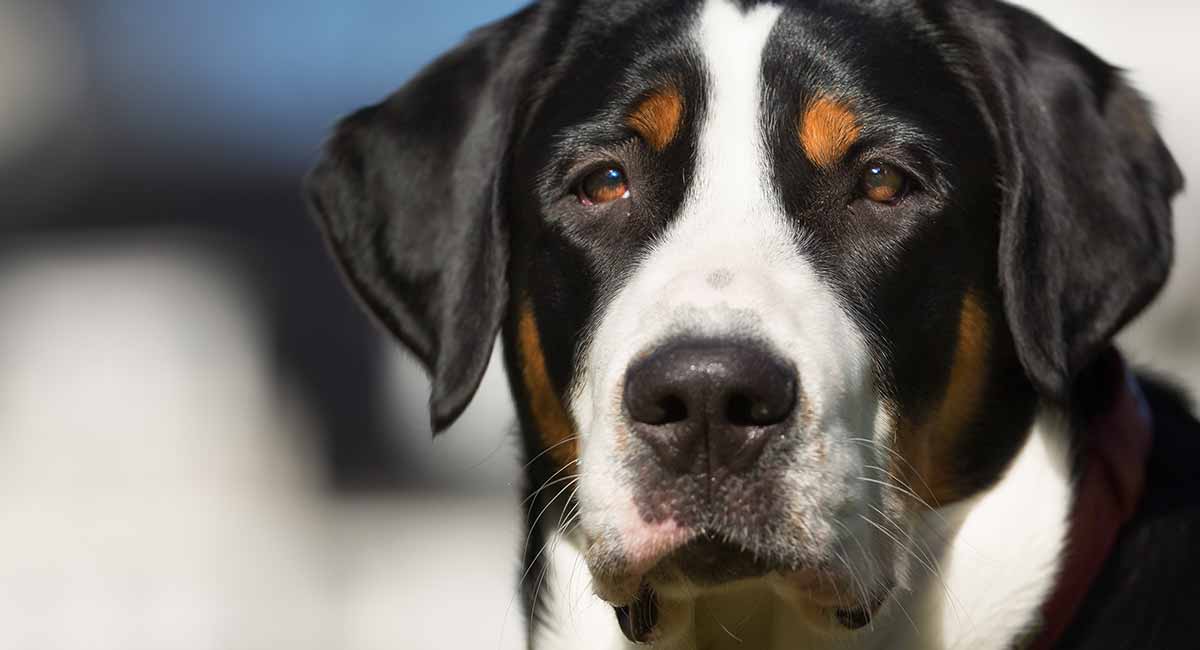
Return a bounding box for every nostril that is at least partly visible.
[655,395,689,424]
[635,393,688,425]
[725,392,756,426]
[724,388,793,427]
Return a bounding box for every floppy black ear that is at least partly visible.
[305,6,544,433]
[967,3,1184,402]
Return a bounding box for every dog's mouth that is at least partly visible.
[608,536,894,644]
[659,536,771,585]
[613,580,892,645]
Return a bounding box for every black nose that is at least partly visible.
[623,341,798,474]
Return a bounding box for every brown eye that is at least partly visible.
[862,162,907,204]
[579,166,630,205]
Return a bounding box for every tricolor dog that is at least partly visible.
[306,1,1199,648]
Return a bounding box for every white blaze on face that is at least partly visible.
[570,0,880,567]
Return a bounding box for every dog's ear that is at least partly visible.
[306,7,545,433]
[964,3,1184,402]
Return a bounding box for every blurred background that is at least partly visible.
[0,1,1194,648]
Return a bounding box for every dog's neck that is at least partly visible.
[533,413,1075,650]
[876,411,1075,650]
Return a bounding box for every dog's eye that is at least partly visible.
[862,162,907,204]
[578,166,630,205]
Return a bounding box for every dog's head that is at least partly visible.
[307,0,1181,635]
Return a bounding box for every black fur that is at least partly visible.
[953,1,1184,403]
[306,7,545,432]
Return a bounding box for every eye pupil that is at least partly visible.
[863,163,906,204]
[579,166,630,205]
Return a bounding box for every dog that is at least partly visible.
[305,1,1199,647]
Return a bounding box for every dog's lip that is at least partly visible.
[613,582,660,644]
[834,588,893,630]
[589,531,767,605]
[585,525,697,606]
[591,532,894,636]
[587,526,894,622]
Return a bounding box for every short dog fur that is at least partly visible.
[306,1,1199,647]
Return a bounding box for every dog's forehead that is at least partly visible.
[553,0,932,96]
[524,0,954,172]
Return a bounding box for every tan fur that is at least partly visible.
[799,96,861,168]
[900,292,991,505]
[518,299,579,468]
[628,87,684,151]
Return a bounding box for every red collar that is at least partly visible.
[1030,349,1153,650]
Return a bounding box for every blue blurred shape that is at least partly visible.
[85,0,527,171]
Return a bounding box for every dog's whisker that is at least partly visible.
[855,476,943,523]
[514,478,583,621]
[519,435,583,473]
[562,518,593,621]
[861,464,942,516]
[856,512,973,632]
[864,503,954,602]
[853,472,962,556]
[521,469,581,512]
[551,510,584,623]
[520,478,581,571]
[865,504,943,582]
[503,474,582,649]
[845,437,943,513]
[828,542,855,610]
[832,520,878,630]
[530,490,587,640]
[857,515,937,581]
[841,518,921,638]
[715,616,744,643]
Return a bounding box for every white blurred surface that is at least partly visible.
[0,243,526,650]
[337,497,524,650]
[0,243,332,650]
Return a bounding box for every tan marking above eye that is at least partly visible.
[627,87,684,151]
[799,96,861,168]
[517,298,579,469]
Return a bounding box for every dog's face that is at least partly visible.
[514,0,1023,615]
[308,0,1180,638]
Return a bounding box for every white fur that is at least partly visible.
[902,412,1073,650]
[531,534,635,650]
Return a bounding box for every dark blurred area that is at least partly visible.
[1,0,528,491]
[0,4,529,645]
[0,1,1194,648]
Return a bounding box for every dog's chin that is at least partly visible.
[590,535,894,634]
[659,540,894,627]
